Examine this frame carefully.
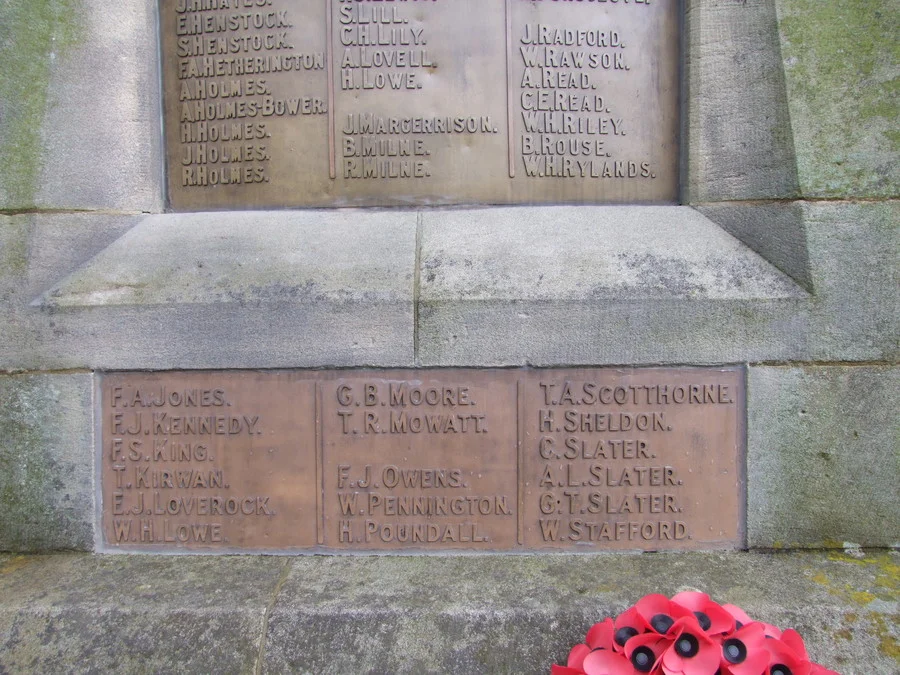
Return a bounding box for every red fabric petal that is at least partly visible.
[583,649,639,675]
[722,604,754,627]
[636,594,676,622]
[587,618,617,651]
[719,629,769,675]
[670,591,711,612]
[660,617,721,675]
[729,623,767,652]
[720,651,769,675]
[661,641,721,675]
[668,616,708,638]
[568,644,592,670]
[625,632,669,670]
[765,638,811,675]
[701,602,737,636]
[670,593,735,636]
[780,629,810,661]
[760,623,783,640]
[636,595,691,635]
[614,606,650,653]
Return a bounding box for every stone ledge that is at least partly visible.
[0,551,896,673]
[36,211,418,309]
[2,202,895,370]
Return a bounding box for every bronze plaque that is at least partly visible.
[100,368,743,552]
[520,368,744,551]
[101,372,319,550]
[162,0,679,209]
[319,372,518,550]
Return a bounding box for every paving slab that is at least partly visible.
[0,551,895,674]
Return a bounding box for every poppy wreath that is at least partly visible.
[552,592,841,675]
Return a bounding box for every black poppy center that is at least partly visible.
[674,633,700,658]
[615,626,639,647]
[694,611,712,631]
[650,613,674,634]
[723,638,747,664]
[771,666,793,675]
[631,646,656,672]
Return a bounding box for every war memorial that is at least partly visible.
[0,0,897,671]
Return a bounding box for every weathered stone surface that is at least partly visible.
[684,0,800,203]
[0,551,895,673]
[697,201,812,292]
[0,0,162,212]
[0,554,286,672]
[417,203,899,367]
[804,200,900,362]
[748,366,900,549]
[418,206,810,366]
[0,374,93,551]
[3,202,896,370]
[421,207,803,302]
[37,211,415,309]
[0,213,138,304]
[776,0,899,198]
[1,211,416,370]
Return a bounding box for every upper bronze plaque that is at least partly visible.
[163,0,679,209]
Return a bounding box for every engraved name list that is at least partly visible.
[161,0,679,208]
[101,368,743,552]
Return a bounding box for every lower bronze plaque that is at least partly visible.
[100,368,744,552]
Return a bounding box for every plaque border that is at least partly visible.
[95,365,747,555]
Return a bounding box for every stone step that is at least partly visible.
[0,550,896,674]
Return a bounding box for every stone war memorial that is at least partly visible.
[0,0,897,672]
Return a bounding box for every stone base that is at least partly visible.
[0,550,896,673]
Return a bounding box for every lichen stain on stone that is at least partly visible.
[809,551,899,617]
[0,555,34,575]
[0,0,83,210]
[777,0,899,197]
[0,377,57,549]
[867,611,900,663]
[0,215,31,278]
[826,550,900,601]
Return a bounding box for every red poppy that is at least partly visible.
[718,623,770,675]
[624,633,669,673]
[587,618,618,652]
[659,616,722,675]
[670,591,736,636]
[765,636,812,675]
[552,594,837,675]
[582,649,640,675]
[613,606,650,653]
[635,594,692,636]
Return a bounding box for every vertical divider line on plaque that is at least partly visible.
[505,0,516,179]
[327,0,336,180]
[316,379,325,546]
